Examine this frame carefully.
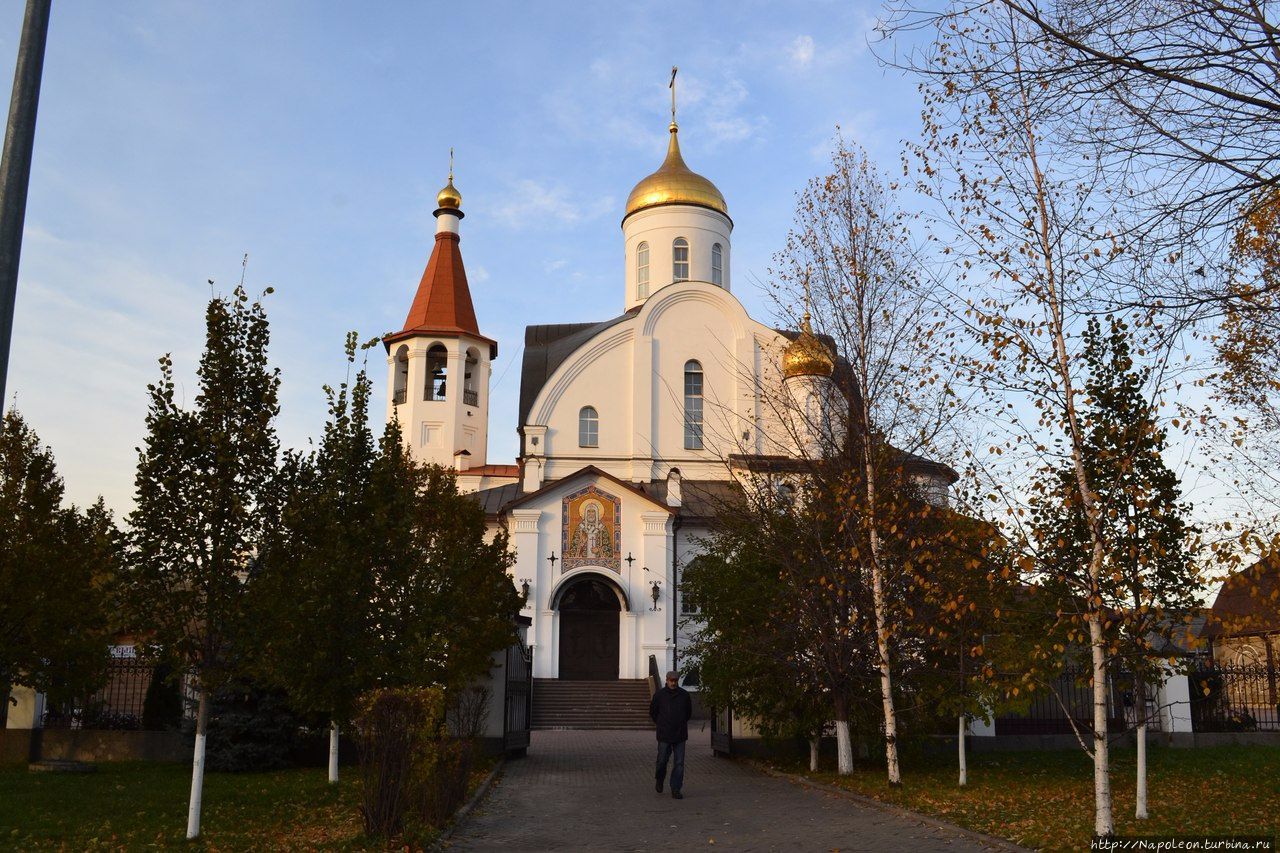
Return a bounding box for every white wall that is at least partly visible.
[622,205,731,311]
[385,333,492,469]
[504,473,674,679]
[527,282,792,485]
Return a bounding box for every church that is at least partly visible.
[381,101,953,692]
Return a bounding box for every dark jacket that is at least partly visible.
[649,685,693,743]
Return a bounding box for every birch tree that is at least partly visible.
[1031,316,1201,819]
[125,286,280,840]
[908,10,1190,832]
[766,137,959,784]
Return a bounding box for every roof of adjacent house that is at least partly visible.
[1203,553,1280,638]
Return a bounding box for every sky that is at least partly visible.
[0,0,929,515]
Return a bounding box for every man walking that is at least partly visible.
[650,670,693,799]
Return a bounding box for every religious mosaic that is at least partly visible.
[561,485,622,573]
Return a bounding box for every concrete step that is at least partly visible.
[532,678,653,730]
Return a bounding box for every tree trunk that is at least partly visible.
[1135,720,1148,819]
[834,696,854,775]
[869,554,902,786]
[809,736,820,772]
[958,714,967,786]
[1089,616,1114,836]
[328,722,340,784]
[186,685,209,840]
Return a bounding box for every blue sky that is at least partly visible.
[0,1,929,514]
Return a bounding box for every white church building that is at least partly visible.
[381,111,953,689]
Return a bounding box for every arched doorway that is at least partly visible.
[557,575,621,680]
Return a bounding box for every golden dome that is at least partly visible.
[782,314,834,379]
[436,178,462,211]
[624,124,728,220]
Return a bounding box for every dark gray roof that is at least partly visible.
[519,310,639,427]
[470,481,522,518]
[468,473,741,525]
[640,478,742,524]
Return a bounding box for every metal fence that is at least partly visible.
[1189,661,1280,732]
[995,667,1162,736]
[43,658,161,730]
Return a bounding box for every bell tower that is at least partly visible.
[383,158,496,470]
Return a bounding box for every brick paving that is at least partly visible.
[446,725,1005,852]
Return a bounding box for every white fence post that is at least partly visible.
[1160,670,1194,734]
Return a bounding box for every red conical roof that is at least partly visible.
[385,230,496,354]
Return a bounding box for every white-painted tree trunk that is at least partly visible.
[186,687,209,840]
[869,557,902,786]
[809,737,820,772]
[328,723,340,784]
[1089,616,1114,836]
[835,718,854,775]
[1135,721,1148,819]
[958,715,967,786]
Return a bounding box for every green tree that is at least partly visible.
[124,286,280,840]
[249,333,378,783]
[682,481,856,771]
[1031,316,1200,818]
[362,420,521,692]
[0,410,118,719]
[250,340,520,789]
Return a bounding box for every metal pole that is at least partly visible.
[0,0,51,414]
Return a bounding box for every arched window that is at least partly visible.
[426,344,448,401]
[672,237,689,282]
[393,345,409,405]
[711,243,723,286]
[579,406,599,448]
[463,348,480,407]
[683,360,703,450]
[637,242,650,298]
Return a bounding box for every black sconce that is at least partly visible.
[519,578,531,603]
[650,580,662,612]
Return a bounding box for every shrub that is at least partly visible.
[418,737,475,828]
[355,686,483,842]
[356,687,446,841]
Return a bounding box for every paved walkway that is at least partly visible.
[446,725,1003,852]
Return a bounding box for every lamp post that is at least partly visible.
[0,0,51,413]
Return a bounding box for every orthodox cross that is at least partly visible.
[625,552,636,569]
[669,66,678,126]
[448,146,454,182]
[547,551,557,568]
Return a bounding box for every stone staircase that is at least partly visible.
[531,678,654,730]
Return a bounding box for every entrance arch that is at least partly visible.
[555,574,622,680]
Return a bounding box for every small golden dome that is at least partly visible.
[624,124,728,220]
[436,178,462,211]
[782,314,834,379]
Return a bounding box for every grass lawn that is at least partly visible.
[0,758,495,851]
[767,744,1280,852]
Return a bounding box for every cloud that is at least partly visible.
[788,35,815,68]
[491,180,614,229]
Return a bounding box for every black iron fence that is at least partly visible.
[43,658,175,731]
[995,667,1162,736]
[502,637,532,754]
[1189,661,1279,732]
